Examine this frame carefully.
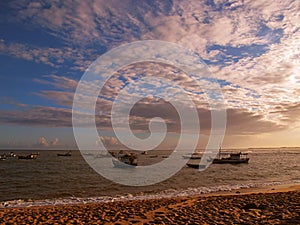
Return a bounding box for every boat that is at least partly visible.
[186,163,206,169]
[112,152,138,168]
[94,152,112,158]
[210,151,249,164]
[0,152,17,160]
[18,153,39,159]
[57,151,72,156]
[182,152,202,159]
[6,152,17,158]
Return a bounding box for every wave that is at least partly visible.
[1,180,299,209]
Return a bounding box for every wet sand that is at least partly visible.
[1,185,299,224]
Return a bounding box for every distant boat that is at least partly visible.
[182,152,202,159]
[18,153,39,159]
[57,151,72,157]
[186,149,249,168]
[0,152,17,160]
[6,152,17,158]
[112,151,138,168]
[210,150,249,164]
[94,152,111,158]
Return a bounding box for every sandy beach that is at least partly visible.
[1,185,299,224]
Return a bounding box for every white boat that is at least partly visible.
[0,152,17,160]
[112,152,138,168]
[182,152,202,159]
[210,151,249,164]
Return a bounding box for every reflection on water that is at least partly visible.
[0,148,299,202]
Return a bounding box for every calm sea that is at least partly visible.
[0,148,299,207]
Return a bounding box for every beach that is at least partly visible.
[1,185,299,224]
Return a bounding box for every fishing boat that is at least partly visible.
[94,152,111,158]
[187,148,249,168]
[57,151,72,156]
[0,152,17,160]
[211,151,249,164]
[18,153,39,159]
[182,152,202,159]
[112,152,138,168]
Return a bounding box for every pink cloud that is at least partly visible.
[0,41,93,71]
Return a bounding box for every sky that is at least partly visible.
[0,0,300,149]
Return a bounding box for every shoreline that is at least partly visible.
[1,181,299,209]
[1,184,299,224]
[202,182,300,196]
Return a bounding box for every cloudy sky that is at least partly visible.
[0,0,300,149]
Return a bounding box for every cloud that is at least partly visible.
[36,91,74,107]
[34,136,60,148]
[36,137,49,147]
[99,136,120,147]
[0,106,72,127]
[50,137,59,146]
[4,0,173,47]
[2,58,288,137]
[1,0,300,148]
[34,74,78,91]
[0,94,286,136]
[0,41,94,71]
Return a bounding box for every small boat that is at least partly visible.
[94,152,111,158]
[1,152,17,160]
[182,152,202,159]
[112,152,138,168]
[18,153,39,159]
[57,151,72,156]
[210,151,249,164]
[6,152,17,158]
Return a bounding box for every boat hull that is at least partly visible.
[57,153,71,156]
[112,159,137,168]
[186,163,206,169]
[18,154,38,159]
[212,158,249,164]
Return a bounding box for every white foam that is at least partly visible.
[1,180,299,209]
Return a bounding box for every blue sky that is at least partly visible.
[1,0,300,149]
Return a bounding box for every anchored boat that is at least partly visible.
[57,151,72,157]
[112,151,138,168]
[211,151,249,164]
[182,152,202,159]
[187,149,249,168]
[18,153,39,159]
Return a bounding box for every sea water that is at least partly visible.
[0,148,299,208]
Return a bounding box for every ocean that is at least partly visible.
[0,148,299,208]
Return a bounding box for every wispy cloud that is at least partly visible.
[0,66,289,136]
[0,41,96,71]
[1,0,300,148]
[0,106,72,127]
